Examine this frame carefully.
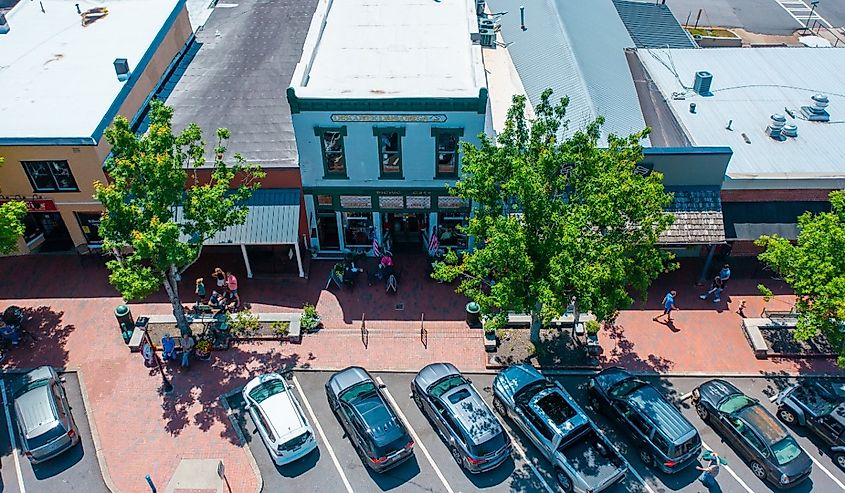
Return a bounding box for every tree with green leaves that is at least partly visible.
[756,190,845,366]
[95,101,264,333]
[433,90,675,342]
[0,157,27,255]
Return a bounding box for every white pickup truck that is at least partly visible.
[493,364,627,493]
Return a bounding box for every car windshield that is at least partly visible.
[609,379,645,398]
[14,379,48,399]
[280,431,312,452]
[340,381,378,404]
[248,379,286,404]
[771,436,803,465]
[469,432,507,457]
[718,394,756,414]
[26,424,66,449]
[373,433,410,457]
[429,376,465,399]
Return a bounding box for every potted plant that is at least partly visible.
[194,337,213,360]
[584,319,601,356]
[301,303,322,333]
[484,327,498,352]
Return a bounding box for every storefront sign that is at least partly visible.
[406,196,431,209]
[339,195,372,209]
[378,196,404,209]
[331,114,447,123]
[0,196,57,212]
[438,196,466,209]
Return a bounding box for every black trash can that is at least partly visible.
[466,302,481,328]
[115,305,134,344]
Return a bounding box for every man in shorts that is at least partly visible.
[654,290,678,323]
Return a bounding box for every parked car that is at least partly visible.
[242,373,317,466]
[326,367,414,472]
[13,366,79,463]
[493,364,627,493]
[776,380,845,468]
[588,367,701,473]
[693,379,812,488]
[411,363,511,472]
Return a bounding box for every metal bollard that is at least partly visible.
[145,475,157,493]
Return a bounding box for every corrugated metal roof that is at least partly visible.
[487,0,649,145]
[638,48,845,182]
[612,0,698,49]
[175,189,301,245]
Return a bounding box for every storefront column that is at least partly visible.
[428,212,437,244]
[240,244,254,279]
[373,212,383,253]
[697,243,717,285]
[335,211,345,251]
[294,241,305,278]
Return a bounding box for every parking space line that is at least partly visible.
[775,0,832,28]
[499,427,556,493]
[1,381,26,493]
[375,376,455,493]
[807,453,845,490]
[291,375,354,493]
[701,440,755,493]
[596,428,656,493]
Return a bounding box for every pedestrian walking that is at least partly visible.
[181,332,195,368]
[736,299,747,318]
[696,451,721,489]
[654,290,678,323]
[212,267,226,288]
[226,271,240,307]
[195,277,206,303]
[715,263,731,303]
[699,275,724,302]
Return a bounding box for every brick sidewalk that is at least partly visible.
[0,254,837,493]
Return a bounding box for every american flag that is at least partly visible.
[428,231,439,256]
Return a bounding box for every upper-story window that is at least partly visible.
[373,127,405,178]
[315,127,348,178]
[432,128,464,178]
[22,160,79,192]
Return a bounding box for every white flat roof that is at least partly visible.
[638,48,845,183]
[291,0,485,99]
[0,0,184,145]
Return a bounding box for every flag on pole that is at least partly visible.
[428,231,440,256]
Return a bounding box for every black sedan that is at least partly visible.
[693,379,812,488]
[411,363,511,473]
[326,367,414,472]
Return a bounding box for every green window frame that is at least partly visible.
[314,126,348,179]
[431,128,464,178]
[373,127,405,179]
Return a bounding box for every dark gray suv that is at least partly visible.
[411,363,511,473]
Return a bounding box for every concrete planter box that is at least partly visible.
[691,29,742,48]
[484,331,498,352]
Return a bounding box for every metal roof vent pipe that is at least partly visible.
[767,113,787,141]
[782,124,798,138]
[801,94,830,121]
[114,58,131,82]
[0,14,9,34]
[693,71,713,96]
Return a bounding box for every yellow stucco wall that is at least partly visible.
[0,6,192,253]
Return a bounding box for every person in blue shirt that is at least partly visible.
[654,290,678,323]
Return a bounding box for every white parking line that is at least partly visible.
[376,377,455,493]
[807,452,845,490]
[1,381,26,493]
[499,427,556,493]
[775,0,832,28]
[701,440,755,493]
[291,375,354,493]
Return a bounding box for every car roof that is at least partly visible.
[257,388,307,441]
[350,389,404,445]
[328,366,372,397]
[627,385,696,442]
[14,383,59,438]
[738,405,788,444]
[440,383,501,446]
[528,387,587,435]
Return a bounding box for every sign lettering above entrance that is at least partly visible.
[331,114,447,123]
[0,196,57,212]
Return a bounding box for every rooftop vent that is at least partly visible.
[0,13,8,35]
[114,58,131,82]
[782,124,798,138]
[801,94,830,122]
[766,113,787,141]
[477,18,496,47]
[693,71,713,97]
[476,0,486,16]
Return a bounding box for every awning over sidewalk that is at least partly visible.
[175,188,304,277]
[723,201,831,241]
[659,188,725,245]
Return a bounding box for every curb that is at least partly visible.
[219,387,263,493]
[76,369,119,493]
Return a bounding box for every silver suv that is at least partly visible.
[13,366,79,463]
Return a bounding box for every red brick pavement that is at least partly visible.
[0,254,837,493]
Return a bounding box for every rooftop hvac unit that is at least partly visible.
[0,13,8,34]
[476,0,486,16]
[801,94,830,122]
[693,71,713,96]
[479,18,496,31]
[114,58,131,82]
[766,113,787,141]
[782,124,798,138]
[478,27,496,47]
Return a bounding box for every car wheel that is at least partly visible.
[412,390,423,409]
[555,468,573,492]
[450,446,463,467]
[777,407,797,425]
[639,449,654,467]
[750,461,767,480]
[695,402,709,421]
[836,453,845,470]
[493,395,508,417]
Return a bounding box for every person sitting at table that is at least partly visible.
[209,290,226,310]
[161,333,177,362]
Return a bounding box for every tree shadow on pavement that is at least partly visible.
[0,306,73,369]
[158,342,315,445]
[602,322,675,373]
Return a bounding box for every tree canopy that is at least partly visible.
[0,157,27,255]
[433,90,675,341]
[95,100,264,331]
[756,190,845,366]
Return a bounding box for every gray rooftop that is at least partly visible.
[487,0,648,145]
[612,0,697,49]
[166,0,318,168]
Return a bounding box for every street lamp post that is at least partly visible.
[144,330,173,394]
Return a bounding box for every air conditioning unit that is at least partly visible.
[479,18,496,31]
[479,27,496,47]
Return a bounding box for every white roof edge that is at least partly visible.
[290,0,333,90]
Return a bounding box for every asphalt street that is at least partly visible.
[0,372,107,493]
[224,370,845,493]
[664,0,845,35]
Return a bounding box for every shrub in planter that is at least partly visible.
[271,320,290,338]
[585,320,601,335]
[301,303,321,333]
[195,338,213,359]
[227,310,260,337]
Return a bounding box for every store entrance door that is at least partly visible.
[385,213,426,251]
[33,212,74,252]
[317,212,340,250]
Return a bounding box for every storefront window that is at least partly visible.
[374,127,405,178]
[316,194,334,208]
[432,128,463,177]
[75,212,103,245]
[22,160,79,192]
[315,127,347,178]
[343,212,373,247]
[437,213,468,249]
[22,214,40,244]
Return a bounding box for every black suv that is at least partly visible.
[588,368,701,473]
[326,367,414,472]
[411,363,511,473]
[693,379,812,488]
[776,381,845,469]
